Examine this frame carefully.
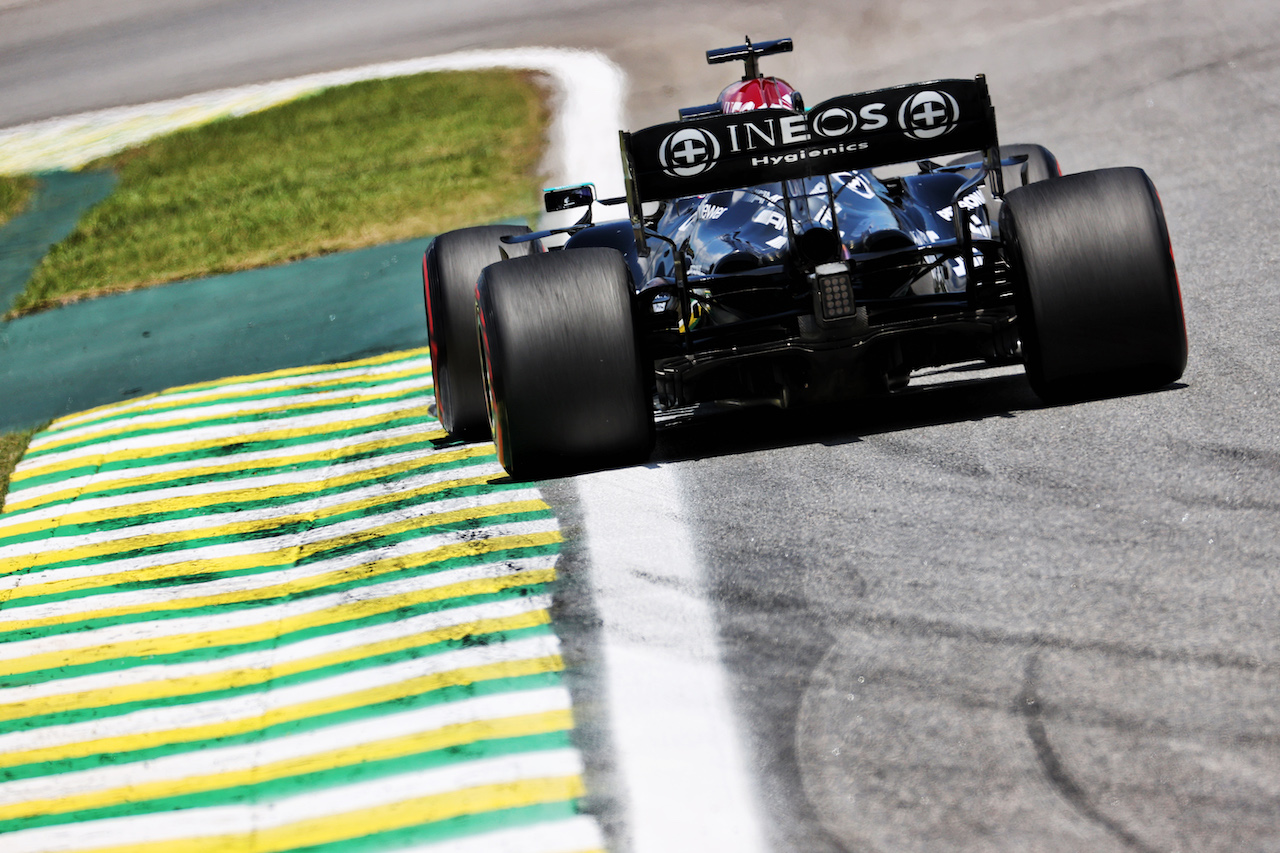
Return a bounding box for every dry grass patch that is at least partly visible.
[0,176,34,228]
[0,426,42,511]
[12,69,548,316]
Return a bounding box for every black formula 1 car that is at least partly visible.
[423,37,1187,478]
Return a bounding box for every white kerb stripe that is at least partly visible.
[0,610,557,757]
[0,591,555,709]
[0,554,554,668]
[0,749,585,853]
[4,419,443,507]
[397,817,606,853]
[0,532,554,629]
[0,465,520,558]
[0,481,523,571]
[36,356,432,438]
[0,687,574,806]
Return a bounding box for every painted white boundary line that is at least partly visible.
[578,466,769,853]
[1,46,764,850]
[0,47,627,213]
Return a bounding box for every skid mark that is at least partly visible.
[1018,654,1159,853]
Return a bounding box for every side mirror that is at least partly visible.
[544,184,595,213]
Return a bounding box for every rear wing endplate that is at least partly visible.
[622,76,998,217]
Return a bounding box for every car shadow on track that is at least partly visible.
[649,366,1186,467]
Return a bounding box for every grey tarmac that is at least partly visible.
[3,1,1277,850]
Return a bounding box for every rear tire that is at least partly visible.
[423,225,534,438]
[1000,167,1187,402]
[476,247,654,478]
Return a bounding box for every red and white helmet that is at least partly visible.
[717,76,802,114]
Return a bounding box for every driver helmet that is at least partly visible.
[717,76,802,114]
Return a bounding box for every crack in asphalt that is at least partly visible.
[1017,653,1162,853]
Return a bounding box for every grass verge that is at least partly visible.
[11,69,549,317]
[1,177,38,509]
[0,176,34,228]
[0,426,42,511]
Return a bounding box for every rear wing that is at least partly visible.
[622,75,998,218]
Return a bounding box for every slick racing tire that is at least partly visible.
[476,247,654,479]
[949,144,1060,190]
[423,224,534,438]
[1000,167,1187,403]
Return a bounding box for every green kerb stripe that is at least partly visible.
[0,345,592,852]
[0,543,560,641]
[8,415,456,494]
[35,350,433,438]
[22,387,434,461]
[0,592,552,692]
[273,800,584,853]
[7,504,551,580]
[0,732,574,835]
[0,672,561,783]
[34,369,432,438]
[0,465,514,549]
[1,438,478,518]
[0,617,556,736]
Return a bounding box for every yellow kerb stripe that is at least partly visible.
[3,430,453,514]
[0,568,557,691]
[0,655,562,771]
[0,531,561,634]
[0,444,493,540]
[0,709,574,824]
[1,485,535,577]
[32,384,436,456]
[42,348,432,430]
[0,501,555,600]
[69,775,585,853]
[36,364,432,444]
[10,406,440,485]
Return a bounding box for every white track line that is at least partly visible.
[2,44,756,851]
[578,466,768,853]
[553,52,769,853]
[0,47,627,206]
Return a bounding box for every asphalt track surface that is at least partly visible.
[3,1,1279,851]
